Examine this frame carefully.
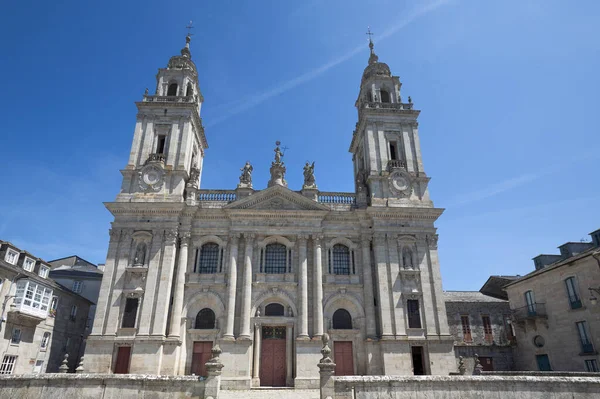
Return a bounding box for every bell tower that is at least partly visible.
[117,34,208,202]
[350,36,432,208]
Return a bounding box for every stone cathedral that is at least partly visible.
[85,34,455,388]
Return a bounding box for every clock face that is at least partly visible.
[138,164,164,192]
[389,171,412,197]
[144,169,160,185]
[392,176,409,191]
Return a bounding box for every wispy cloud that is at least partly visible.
[206,0,452,127]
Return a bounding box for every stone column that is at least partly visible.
[426,234,450,335]
[286,324,293,386]
[91,229,121,335]
[387,234,403,336]
[252,323,261,380]
[373,233,394,338]
[312,235,324,338]
[298,235,309,339]
[224,234,239,340]
[137,229,163,336]
[360,235,377,338]
[168,231,190,338]
[239,233,254,339]
[152,229,178,335]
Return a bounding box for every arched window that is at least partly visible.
[332,244,351,275]
[380,90,390,103]
[332,309,352,329]
[402,247,413,269]
[264,303,285,316]
[196,243,220,274]
[167,83,178,96]
[195,308,215,329]
[264,243,287,274]
[186,83,193,97]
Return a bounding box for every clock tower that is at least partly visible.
[350,38,432,208]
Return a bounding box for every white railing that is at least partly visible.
[318,192,356,205]
[197,190,237,202]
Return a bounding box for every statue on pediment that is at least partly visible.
[239,161,253,188]
[303,161,317,189]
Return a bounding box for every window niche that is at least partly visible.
[130,232,152,267]
[326,239,358,283]
[257,236,294,282]
[167,82,178,96]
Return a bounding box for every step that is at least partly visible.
[219,388,320,399]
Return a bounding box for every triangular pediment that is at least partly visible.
[224,185,329,211]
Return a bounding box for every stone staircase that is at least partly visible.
[219,388,320,399]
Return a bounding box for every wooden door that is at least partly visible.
[190,341,213,377]
[114,346,131,374]
[479,357,494,371]
[260,327,286,386]
[334,341,354,376]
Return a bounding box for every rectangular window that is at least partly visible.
[407,299,422,329]
[70,305,78,321]
[40,332,51,349]
[389,142,397,160]
[0,355,17,374]
[5,250,18,265]
[482,315,493,343]
[585,359,599,372]
[536,354,552,371]
[38,266,49,279]
[525,290,536,315]
[504,315,516,343]
[11,328,22,345]
[576,321,594,354]
[121,298,139,328]
[461,315,472,343]
[565,277,582,309]
[156,135,167,154]
[23,257,35,272]
[72,281,83,293]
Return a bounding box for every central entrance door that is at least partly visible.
[114,346,131,374]
[260,326,286,386]
[334,341,354,376]
[191,341,212,377]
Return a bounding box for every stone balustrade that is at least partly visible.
[386,159,406,171]
[318,192,356,205]
[142,95,197,104]
[198,190,237,202]
[358,101,413,110]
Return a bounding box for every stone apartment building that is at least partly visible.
[504,228,600,372]
[84,34,456,387]
[444,291,515,373]
[0,241,92,374]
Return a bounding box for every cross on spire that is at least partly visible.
[366,26,374,43]
[366,26,378,64]
[186,21,194,37]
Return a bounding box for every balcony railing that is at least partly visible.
[512,303,547,321]
[197,190,237,202]
[9,302,48,320]
[142,95,196,104]
[146,153,166,164]
[359,101,413,110]
[387,159,407,171]
[318,192,356,205]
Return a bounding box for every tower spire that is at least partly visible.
[181,21,194,58]
[366,27,378,65]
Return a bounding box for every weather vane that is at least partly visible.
[186,21,194,37]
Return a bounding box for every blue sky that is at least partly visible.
[1,0,599,290]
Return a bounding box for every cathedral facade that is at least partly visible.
[85,35,455,388]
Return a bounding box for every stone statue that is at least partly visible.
[408,96,412,104]
[274,142,283,164]
[144,88,149,96]
[303,161,316,189]
[134,242,147,265]
[239,161,253,185]
[268,141,287,188]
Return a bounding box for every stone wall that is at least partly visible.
[0,374,207,399]
[334,375,600,399]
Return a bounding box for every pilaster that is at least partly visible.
[91,228,121,335]
[224,234,239,340]
[373,233,393,338]
[152,228,178,336]
[138,229,164,336]
[312,235,324,338]
[168,231,190,338]
[297,235,309,339]
[360,234,377,338]
[105,229,133,335]
[239,233,254,339]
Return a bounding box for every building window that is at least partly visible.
[72,281,83,293]
[121,298,139,328]
[264,303,285,316]
[0,355,17,375]
[13,280,53,318]
[389,142,398,160]
[40,332,51,349]
[332,309,352,329]
[482,315,493,343]
[70,305,78,322]
[23,257,35,272]
[264,243,287,274]
[186,83,193,96]
[525,290,536,315]
[380,89,390,103]
[156,134,167,154]
[536,354,552,371]
[38,266,49,279]
[167,83,178,96]
[49,297,58,317]
[504,315,515,343]
[585,359,599,372]
[195,243,220,274]
[331,244,351,275]
[461,315,472,343]
[407,299,422,328]
[576,321,594,354]
[5,250,18,265]
[195,308,216,329]
[565,277,582,309]
[11,328,21,345]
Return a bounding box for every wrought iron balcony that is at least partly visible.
[387,159,407,171]
[512,303,547,321]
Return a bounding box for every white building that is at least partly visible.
[85,34,455,388]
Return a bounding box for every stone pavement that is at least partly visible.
[219,388,320,399]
